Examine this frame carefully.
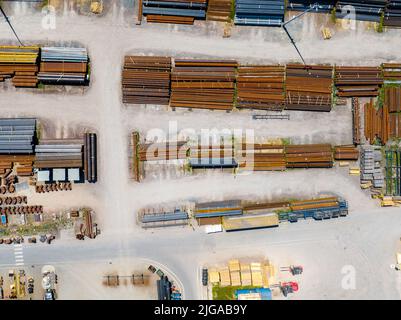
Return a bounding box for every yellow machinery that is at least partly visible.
[90,1,103,14]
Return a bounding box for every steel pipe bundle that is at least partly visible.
[236,65,285,110]
[238,143,286,171]
[34,141,83,169]
[285,64,333,111]
[384,0,401,27]
[171,59,237,110]
[352,97,361,145]
[0,118,36,155]
[194,200,243,218]
[122,56,171,105]
[234,0,285,27]
[143,0,207,24]
[285,144,333,168]
[0,46,39,88]
[287,0,334,12]
[335,66,383,97]
[334,145,359,160]
[38,47,88,85]
[383,63,401,82]
[364,98,390,144]
[336,0,387,22]
[189,144,236,168]
[83,133,97,183]
[139,141,188,161]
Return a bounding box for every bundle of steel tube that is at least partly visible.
[122,56,171,105]
[285,64,333,112]
[171,59,237,110]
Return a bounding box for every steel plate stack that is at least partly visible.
[38,47,89,85]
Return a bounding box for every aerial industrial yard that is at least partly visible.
[0,0,401,302]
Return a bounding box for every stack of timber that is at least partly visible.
[171,59,237,110]
[206,0,233,22]
[35,140,83,169]
[336,0,386,22]
[0,118,36,155]
[84,133,97,183]
[285,64,333,112]
[0,46,39,88]
[234,0,285,26]
[364,99,390,144]
[333,145,359,161]
[382,63,401,82]
[385,87,401,140]
[287,0,334,12]
[285,144,333,168]
[335,66,383,97]
[352,97,361,145]
[238,143,285,171]
[236,65,285,110]
[142,0,207,24]
[122,56,171,104]
[38,47,88,85]
[194,200,242,219]
[138,141,188,161]
[384,1,401,27]
[189,144,236,168]
[360,145,384,188]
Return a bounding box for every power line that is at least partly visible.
[0,5,23,46]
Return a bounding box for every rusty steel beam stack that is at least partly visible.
[383,63,401,82]
[385,87,401,140]
[171,59,237,110]
[206,0,233,22]
[131,132,140,182]
[285,144,333,168]
[0,46,39,88]
[238,143,286,171]
[138,141,189,161]
[122,56,171,105]
[145,15,195,24]
[364,98,390,144]
[285,64,333,112]
[0,155,35,176]
[236,65,285,110]
[352,97,361,145]
[333,145,359,161]
[335,66,383,97]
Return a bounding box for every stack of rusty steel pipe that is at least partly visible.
[236,65,285,110]
[0,206,43,215]
[206,0,233,21]
[142,0,207,24]
[364,99,390,144]
[122,56,171,105]
[138,141,189,161]
[335,66,383,97]
[333,145,359,161]
[0,196,27,206]
[382,63,401,82]
[35,182,72,193]
[0,46,39,88]
[170,59,237,110]
[352,97,361,145]
[385,87,401,141]
[285,64,333,112]
[238,143,286,171]
[285,144,333,168]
